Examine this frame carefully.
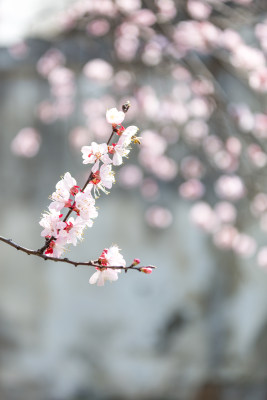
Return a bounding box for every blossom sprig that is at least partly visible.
[32,102,154,285]
[0,236,156,286]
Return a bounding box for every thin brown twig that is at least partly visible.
[0,236,156,272]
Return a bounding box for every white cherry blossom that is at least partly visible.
[62,216,87,246]
[99,164,115,189]
[60,172,78,194]
[118,125,139,147]
[47,236,68,258]
[111,143,130,166]
[89,268,120,286]
[49,186,70,211]
[49,172,78,211]
[89,245,126,286]
[106,107,125,125]
[75,185,98,224]
[39,209,66,238]
[105,245,126,267]
[81,142,112,172]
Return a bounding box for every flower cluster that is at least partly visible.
[89,246,126,286]
[39,106,144,284]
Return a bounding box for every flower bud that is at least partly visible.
[70,185,80,196]
[122,101,131,113]
[133,258,141,266]
[140,267,153,274]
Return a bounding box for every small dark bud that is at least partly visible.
[122,101,131,113]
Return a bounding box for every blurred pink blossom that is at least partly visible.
[230,45,265,71]
[87,19,110,36]
[184,119,209,144]
[83,59,113,82]
[215,175,246,201]
[213,225,238,250]
[149,156,178,181]
[257,247,267,268]
[249,68,267,92]
[140,178,159,200]
[191,78,214,95]
[219,29,243,51]
[188,97,213,119]
[37,101,56,124]
[115,36,139,61]
[253,113,267,138]
[141,130,167,155]
[187,1,212,20]
[180,156,205,179]
[116,0,141,13]
[114,70,133,88]
[11,128,41,158]
[145,206,173,229]
[229,104,254,132]
[179,179,205,200]
[161,126,180,144]
[130,9,157,26]
[37,49,65,77]
[213,150,238,172]
[142,42,162,66]
[225,137,242,156]
[118,165,143,188]
[190,202,219,233]
[251,193,267,217]
[203,135,223,154]
[232,233,257,257]
[69,127,92,150]
[247,144,267,168]
[8,42,29,59]
[156,0,177,22]
[214,202,237,224]
[255,21,267,52]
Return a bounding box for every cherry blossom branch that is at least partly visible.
[37,101,131,255]
[0,236,156,273]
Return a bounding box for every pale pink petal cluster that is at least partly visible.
[39,210,66,238]
[81,142,111,171]
[75,186,98,224]
[89,245,126,286]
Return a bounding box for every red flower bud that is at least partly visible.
[140,267,153,274]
